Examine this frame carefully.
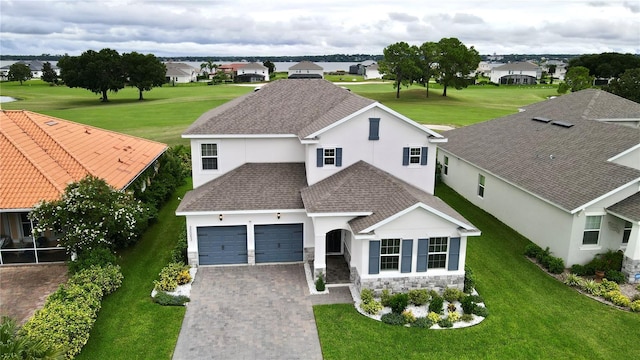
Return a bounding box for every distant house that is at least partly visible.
[475,61,504,77]
[364,63,381,80]
[438,89,640,282]
[349,64,365,75]
[165,62,197,83]
[490,61,541,85]
[235,62,270,82]
[288,61,324,79]
[0,110,167,265]
[541,60,568,81]
[0,60,59,80]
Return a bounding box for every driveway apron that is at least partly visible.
[173,264,323,360]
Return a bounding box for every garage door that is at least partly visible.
[255,224,303,263]
[197,226,248,265]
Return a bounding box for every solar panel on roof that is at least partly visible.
[531,117,551,123]
[551,120,574,128]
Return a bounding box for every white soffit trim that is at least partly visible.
[175,209,306,216]
[608,143,640,162]
[306,212,372,217]
[360,203,475,233]
[182,134,297,139]
[571,178,640,214]
[605,209,640,225]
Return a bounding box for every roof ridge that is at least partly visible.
[19,111,91,178]
[583,89,599,119]
[0,131,66,194]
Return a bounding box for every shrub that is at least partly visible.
[570,264,589,276]
[437,317,453,328]
[601,279,619,292]
[468,294,484,303]
[460,295,477,314]
[443,287,463,303]
[448,312,461,322]
[381,312,406,326]
[637,284,640,292]
[360,300,383,315]
[315,274,325,292]
[68,246,117,274]
[632,294,640,302]
[610,292,631,308]
[524,243,543,258]
[360,288,374,304]
[427,312,441,323]
[602,290,618,301]
[411,317,434,328]
[408,289,429,306]
[1,316,65,359]
[631,300,640,312]
[380,289,392,307]
[563,273,582,287]
[547,256,565,274]
[580,279,602,296]
[389,293,409,314]
[473,306,489,317]
[401,310,416,323]
[463,265,476,293]
[461,313,474,322]
[69,264,124,295]
[604,270,626,284]
[154,262,191,291]
[153,291,190,306]
[535,247,551,264]
[170,224,188,264]
[428,295,444,314]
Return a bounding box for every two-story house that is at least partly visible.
[490,61,541,85]
[176,79,480,292]
[287,61,324,79]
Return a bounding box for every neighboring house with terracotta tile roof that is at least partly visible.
[0,110,167,265]
[288,61,324,79]
[438,89,640,282]
[490,61,542,85]
[176,79,480,292]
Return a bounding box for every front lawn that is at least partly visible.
[314,184,640,359]
[74,181,191,359]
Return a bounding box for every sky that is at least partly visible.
[0,0,638,57]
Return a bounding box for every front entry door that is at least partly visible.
[326,229,342,254]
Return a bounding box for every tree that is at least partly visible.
[7,63,31,84]
[603,68,640,103]
[434,37,481,97]
[558,66,593,94]
[40,61,58,85]
[415,41,438,97]
[122,52,166,100]
[263,60,276,75]
[30,176,150,255]
[58,48,125,102]
[569,53,640,79]
[378,42,420,98]
[0,316,64,359]
[200,60,218,76]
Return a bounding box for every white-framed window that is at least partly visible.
[428,237,448,269]
[478,174,486,198]
[324,148,336,166]
[380,238,401,271]
[409,147,421,164]
[443,156,449,175]
[582,215,602,245]
[623,221,632,244]
[201,143,218,170]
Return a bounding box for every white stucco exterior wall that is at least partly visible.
[190,137,305,188]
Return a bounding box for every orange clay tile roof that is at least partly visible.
[0,110,167,210]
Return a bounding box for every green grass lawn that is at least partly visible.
[314,184,640,360]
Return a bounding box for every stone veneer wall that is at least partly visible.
[354,270,464,295]
[188,251,198,266]
[622,256,640,283]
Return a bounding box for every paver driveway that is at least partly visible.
[173,264,323,360]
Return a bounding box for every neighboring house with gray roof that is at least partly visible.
[364,63,381,80]
[0,60,59,80]
[288,61,324,79]
[236,62,269,82]
[438,89,640,282]
[176,79,480,292]
[490,61,541,85]
[165,62,197,83]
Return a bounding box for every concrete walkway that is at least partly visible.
[173,264,351,360]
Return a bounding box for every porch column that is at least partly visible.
[314,233,326,279]
[622,223,640,283]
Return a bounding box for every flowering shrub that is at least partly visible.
[631,300,640,312]
[361,300,383,315]
[427,311,441,323]
[154,262,191,292]
[447,312,461,322]
[401,309,416,323]
[30,176,150,254]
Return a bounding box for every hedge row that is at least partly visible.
[19,264,123,359]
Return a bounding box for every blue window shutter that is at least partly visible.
[402,147,410,166]
[401,239,413,273]
[368,240,380,275]
[336,148,342,167]
[316,148,323,167]
[448,237,461,271]
[369,118,380,140]
[421,147,428,165]
[417,238,428,272]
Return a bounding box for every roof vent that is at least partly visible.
[531,117,551,123]
[45,121,58,126]
[551,120,574,128]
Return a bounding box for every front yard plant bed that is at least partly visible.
[356,287,487,329]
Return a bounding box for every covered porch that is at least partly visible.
[607,194,640,282]
[0,212,68,265]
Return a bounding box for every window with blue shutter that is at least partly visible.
[448,237,461,271]
[417,238,428,272]
[420,147,428,165]
[402,147,410,166]
[369,118,380,140]
[316,148,323,167]
[368,240,380,274]
[318,147,342,167]
[401,239,413,273]
[336,148,342,167]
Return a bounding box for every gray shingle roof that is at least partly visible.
[288,61,323,70]
[440,89,640,213]
[301,161,476,233]
[493,61,540,71]
[239,62,267,70]
[182,79,375,138]
[176,163,307,212]
[608,192,640,222]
